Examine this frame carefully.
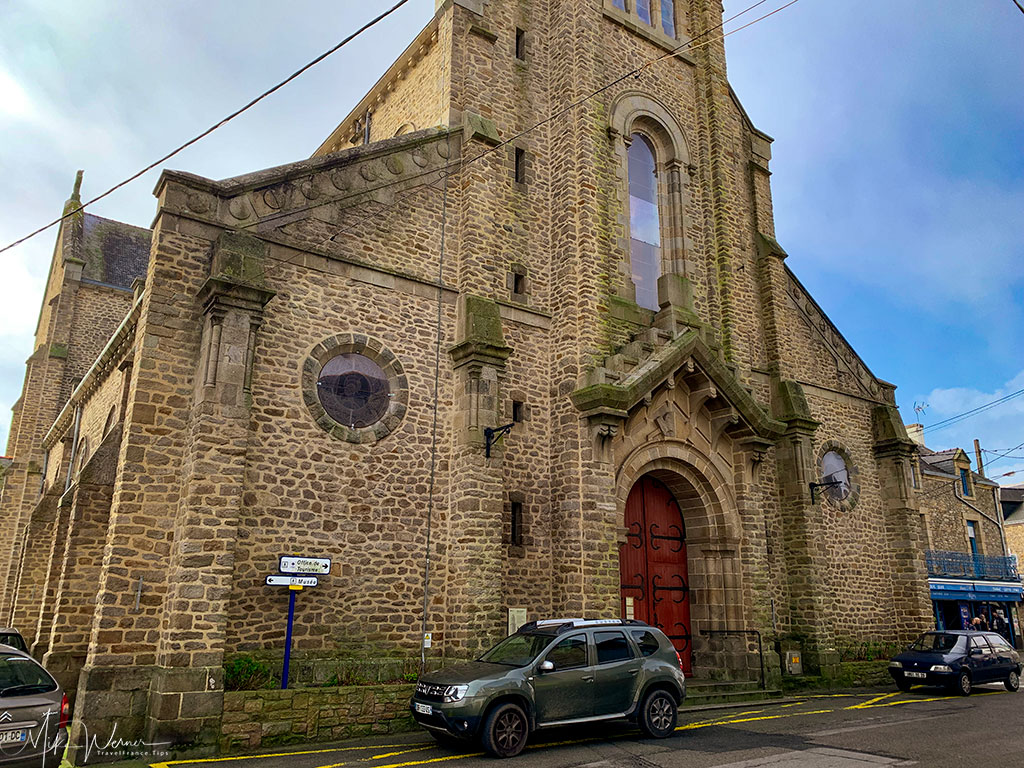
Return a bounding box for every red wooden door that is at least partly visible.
[619,476,692,673]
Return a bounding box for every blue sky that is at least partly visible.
[1,0,1021,481]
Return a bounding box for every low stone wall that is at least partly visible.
[221,684,416,752]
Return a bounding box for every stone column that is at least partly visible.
[145,232,274,752]
[872,404,933,640]
[444,295,512,657]
[773,379,837,675]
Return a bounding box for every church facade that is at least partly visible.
[0,0,934,757]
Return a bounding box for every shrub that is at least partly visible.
[224,655,275,691]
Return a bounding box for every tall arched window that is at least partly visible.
[628,134,662,310]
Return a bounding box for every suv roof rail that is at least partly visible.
[517,618,650,634]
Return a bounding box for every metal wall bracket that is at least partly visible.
[484,422,514,458]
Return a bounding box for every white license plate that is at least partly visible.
[905,671,926,679]
[0,730,27,744]
[414,703,432,715]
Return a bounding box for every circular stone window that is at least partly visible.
[820,451,851,502]
[302,334,407,443]
[317,354,390,428]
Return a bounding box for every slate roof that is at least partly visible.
[80,213,151,290]
[916,445,998,487]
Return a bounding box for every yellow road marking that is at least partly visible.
[369,753,483,768]
[846,692,898,709]
[676,709,835,731]
[780,702,804,708]
[369,747,438,760]
[150,743,434,768]
[737,710,764,715]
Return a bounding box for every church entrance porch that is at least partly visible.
[620,475,693,673]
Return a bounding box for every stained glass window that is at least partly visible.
[661,0,676,37]
[317,353,390,428]
[636,0,651,25]
[628,134,661,311]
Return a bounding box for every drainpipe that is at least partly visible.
[64,405,82,492]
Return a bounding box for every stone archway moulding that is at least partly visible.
[615,439,741,547]
[609,91,692,166]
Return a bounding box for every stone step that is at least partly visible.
[682,686,782,708]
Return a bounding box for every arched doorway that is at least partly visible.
[620,475,692,673]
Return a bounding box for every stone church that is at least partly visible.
[0,0,933,756]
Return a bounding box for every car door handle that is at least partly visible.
[629,669,640,675]
[582,675,594,682]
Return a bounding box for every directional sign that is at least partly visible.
[279,556,331,575]
[266,575,318,587]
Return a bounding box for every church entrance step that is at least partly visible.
[682,678,781,707]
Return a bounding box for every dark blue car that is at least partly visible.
[888,630,1020,696]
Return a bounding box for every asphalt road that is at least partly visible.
[151,684,1024,768]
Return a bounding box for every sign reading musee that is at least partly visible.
[279,556,331,575]
[266,575,318,587]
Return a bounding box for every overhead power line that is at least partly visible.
[241,0,800,290]
[0,0,413,256]
[922,387,1024,434]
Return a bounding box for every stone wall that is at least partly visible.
[220,684,415,752]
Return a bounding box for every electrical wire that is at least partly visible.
[0,0,413,256]
[922,388,1024,434]
[238,0,798,290]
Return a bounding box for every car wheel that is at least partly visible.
[895,677,912,692]
[957,670,972,696]
[1005,670,1020,692]
[638,688,678,738]
[481,702,529,758]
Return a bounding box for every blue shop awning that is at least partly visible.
[929,578,1024,602]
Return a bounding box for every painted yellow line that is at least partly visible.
[676,709,835,731]
[846,692,898,709]
[847,689,1004,709]
[737,710,765,715]
[150,743,434,768]
[780,702,804,708]
[369,747,438,760]
[369,753,484,768]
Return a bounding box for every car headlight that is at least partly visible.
[929,664,952,673]
[443,685,469,702]
[888,661,902,669]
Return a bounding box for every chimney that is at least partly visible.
[906,423,925,447]
[975,439,985,477]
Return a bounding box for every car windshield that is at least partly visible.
[0,655,57,697]
[0,634,27,653]
[908,633,964,653]
[478,633,554,666]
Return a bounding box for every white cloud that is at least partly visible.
[916,369,1024,486]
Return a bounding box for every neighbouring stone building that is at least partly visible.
[2,0,938,759]
[904,426,1022,642]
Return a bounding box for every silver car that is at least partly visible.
[0,645,68,768]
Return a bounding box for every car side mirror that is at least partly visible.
[971,648,984,656]
[539,660,555,673]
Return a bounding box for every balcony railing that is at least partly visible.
[926,550,1020,582]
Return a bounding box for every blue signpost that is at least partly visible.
[266,558,330,690]
[282,587,298,690]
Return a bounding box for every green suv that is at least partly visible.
[410,619,686,758]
